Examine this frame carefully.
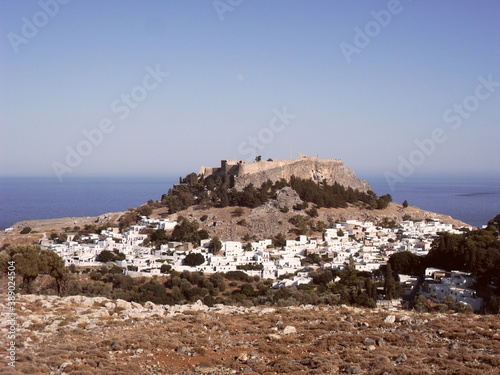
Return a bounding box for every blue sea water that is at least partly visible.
[0,176,498,230]
[365,177,500,228]
[0,177,177,230]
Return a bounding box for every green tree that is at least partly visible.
[208,237,222,254]
[171,219,207,245]
[183,253,205,267]
[137,205,153,217]
[389,251,421,276]
[6,245,67,295]
[289,215,310,235]
[384,263,397,300]
[315,220,328,233]
[377,194,392,209]
[311,270,334,285]
[150,229,168,245]
[96,250,116,263]
[42,249,68,296]
[10,245,43,292]
[58,233,68,243]
[272,233,287,248]
[240,283,255,297]
[160,264,172,274]
[402,200,409,208]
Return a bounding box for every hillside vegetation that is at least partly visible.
[161,173,392,214]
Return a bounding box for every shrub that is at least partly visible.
[240,283,255,297]
[183,253,205,267]
[224,270,252,282]
[203,295,215,307]
[232,207,244,217]
[20,227,32,234]
[160,264,172,274]
[96,250,116,263]
[306,207,319,218]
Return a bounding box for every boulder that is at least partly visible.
[384,315,396,324]
[283,326,297,335]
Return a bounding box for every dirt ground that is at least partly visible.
[2,293,499,375]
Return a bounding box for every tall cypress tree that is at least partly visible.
[384,263,397,300]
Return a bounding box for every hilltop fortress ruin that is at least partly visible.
[199,153,371,192]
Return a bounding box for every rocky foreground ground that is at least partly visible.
[1,295,499,375]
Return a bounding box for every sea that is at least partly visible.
[0,176,499,230]
[0,177,177,230]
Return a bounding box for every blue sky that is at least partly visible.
[1,0,499,181]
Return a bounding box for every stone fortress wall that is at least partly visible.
[199,153,371,193]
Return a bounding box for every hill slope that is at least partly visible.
[6,294,500,374]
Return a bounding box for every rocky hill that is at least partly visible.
[3,294,499,374]
[168,188,471,241]
[200,154,371,192]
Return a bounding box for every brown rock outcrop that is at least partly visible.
[199,154,371,192]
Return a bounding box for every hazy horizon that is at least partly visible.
[1,1,499,181]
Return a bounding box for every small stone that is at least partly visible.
[449,342,459,350]
[363,338,376,346]
[395,353,407,364]
[237,353,249,362]
[59,361,71,369]
[111,342,121,350]
[344,365,361,374]
[403,334,415,342]
[384,315,396,324]
[268,334,282,341]
[283,326,297,334]
[376,338,386,347]
[367,345,376,351]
